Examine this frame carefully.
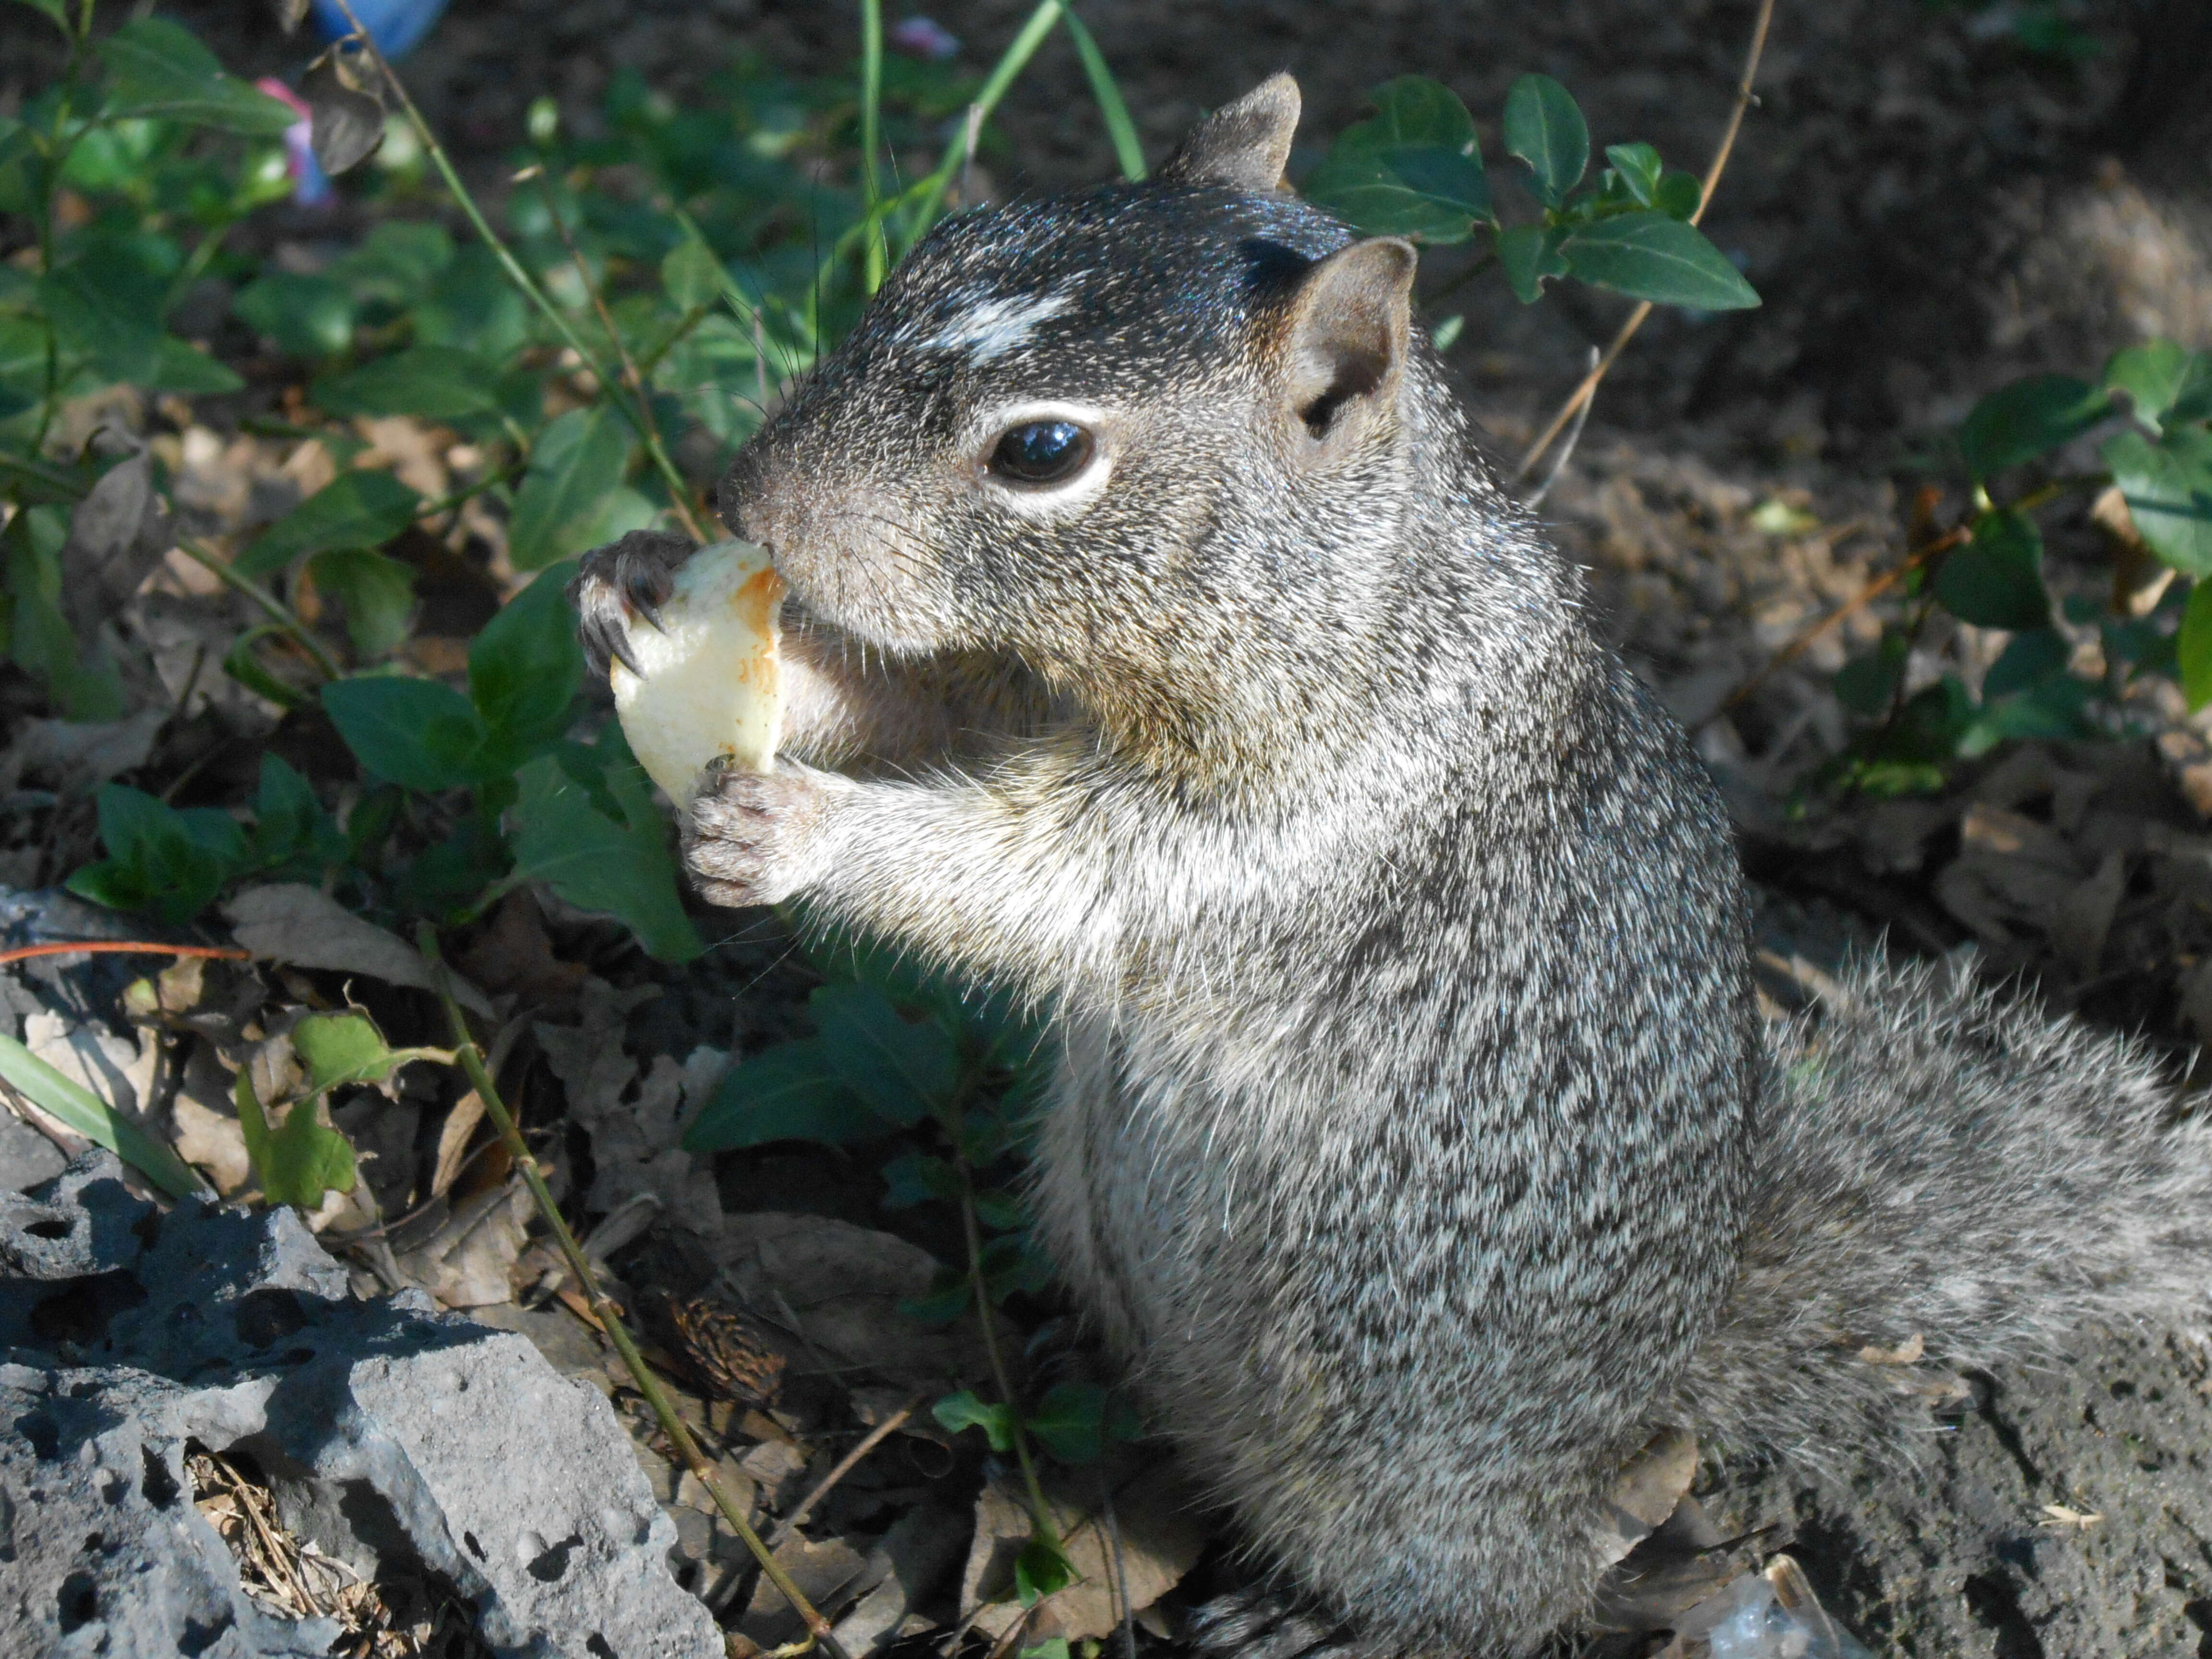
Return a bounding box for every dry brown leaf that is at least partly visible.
[715,1212,999,1393]
[390,1177,534,1308]
[1597,1428,1700,1571]
[738,1534,872,1648]
[455,891,587,1008]
[430,1089,486,1198]
[960,1461,1207,1643]
[227,885,494,1015]
[534,978,724,1237]
[2049,850,2127,978]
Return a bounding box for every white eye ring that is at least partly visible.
[971,401,1113,515]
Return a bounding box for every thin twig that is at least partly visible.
[1699,525,1962,727]
[0,942,250,967]
[1522,346,1600,508]
[1513,0,1778,481]
[771,1393,926,1545]
[418,926,844,1659]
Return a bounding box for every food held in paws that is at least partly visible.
[607,538,784,803]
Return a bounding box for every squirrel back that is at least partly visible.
[575,74,2212,1656]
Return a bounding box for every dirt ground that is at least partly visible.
[9,1,2212,1653]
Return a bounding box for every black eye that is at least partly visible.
[988,420,1094,485]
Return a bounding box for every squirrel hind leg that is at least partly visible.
[1183,1583,1383,1659]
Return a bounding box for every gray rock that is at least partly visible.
[1708,1325,2212,1656]
[0,1152,721,1659]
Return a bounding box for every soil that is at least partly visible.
[8,0,2212,1652]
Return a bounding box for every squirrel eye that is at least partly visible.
[987,420,1094,485]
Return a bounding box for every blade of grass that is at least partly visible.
[902,0,1068,244]
[0,1030,205,1199]
[860,0,887,293]
[1062,9,1145,181]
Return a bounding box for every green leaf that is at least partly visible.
[1956,374,2109,481]
[291,1010,437,1094]
[1558,213,1758,310]
[252,753,340,869]
[508,752,703,961]
[880,1150,962,1207]
[901,1264,974,1325]
[145,336,244,395]
[2103,426,2212,575]
[1502,74,1588,208]
[99,18,296,136]
[507,406,642,571]
[66,784,243,924]
[2181,581,2212,711]
[415,245,529,358]
[0,1031,202,1199]
[1957,672,2092,757]
[469,565,584,766]
[310,549,416,660]
[1013,1538,1075,1605]
[1306,144,1490,241]
[39,250,164,385]
[1496,224,1569,304]
[682,1036,884,1151]
[234,1067,357,1212]
[322,675,488,792]
[1025,1381,1140,1465]
[313,345,499,421]
[1980,627,2070,699]
[329,222,456,306]
[1304,78,1489,241]
[239,470,422,578]
[1602,142,1662,207]
[808,982,958,1126]
[661,238,722,313]
[232,272,356,359]
[933,1389,1016,1453]
[2102,340,2212,435]
[1651,168,1703,221]
[1934,510,2049,629]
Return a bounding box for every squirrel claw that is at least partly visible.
[570,528,697,679]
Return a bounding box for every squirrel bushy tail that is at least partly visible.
[1187,955,2212,1658]
[1678,951,2212,1464]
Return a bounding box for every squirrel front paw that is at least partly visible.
[683,762,842,909]
[569,529,698,678]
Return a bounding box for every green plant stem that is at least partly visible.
[859,0,887,294]
[418,926,842,1659]
[322,0,708,544]
[904,0,1068,240]
[953,1139,1061,1557]
[1513,0,1776,481]
[172,537,344,681]
[1061,8,1145,181]
[0,448,86,498]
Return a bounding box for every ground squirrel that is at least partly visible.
[576,76,2212,1655]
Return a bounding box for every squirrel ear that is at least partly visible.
[1274,237,1418,462]
[1160,74,1301,192]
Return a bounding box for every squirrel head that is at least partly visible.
[723,76,1466,777]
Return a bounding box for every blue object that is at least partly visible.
[310,0,450,60]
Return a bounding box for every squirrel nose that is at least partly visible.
[716,448,771,544]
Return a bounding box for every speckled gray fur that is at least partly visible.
[576,76,2212,1657]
